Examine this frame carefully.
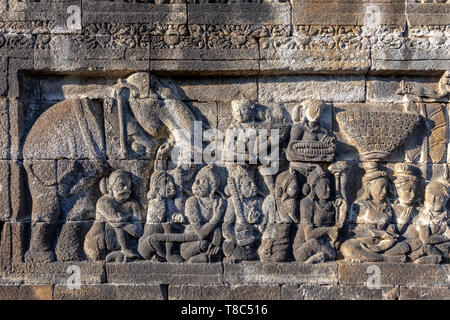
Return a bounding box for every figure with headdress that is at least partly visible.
[84,169,143,262]
[292,167,346,264]
[392,163,421,234]
[413,174,450,264]
[390,163,426,262]
[340,162,408,263]
[138,143,185,262]
[259,169,301,262]
[179,165,226,263]
[222,165,267,262]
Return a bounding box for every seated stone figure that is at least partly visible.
[223,165,267,262]
[414,178,450,264]
[391,163,424,262]
[84,170,143,262]
[180,165,226,263]
[138,169,184,262]
[259,170,300,262]
[340,162,408,263]
[287,100,335,163]
[138,142,187,262]
[392,163,420,234]
[293,167,347,264]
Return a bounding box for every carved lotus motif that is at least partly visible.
[336,110,421,161]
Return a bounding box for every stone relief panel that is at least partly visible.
[2,70,446,267]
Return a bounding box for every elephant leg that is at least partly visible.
[24,161,60,263]
[26,222,58,263]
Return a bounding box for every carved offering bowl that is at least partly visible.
[336,110,421,161]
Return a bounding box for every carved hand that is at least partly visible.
[212,199,225,223]
[156,142,173,159]
[248,210,261,225]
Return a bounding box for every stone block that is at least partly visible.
[8,58,33,98]
[338,262,450,288]
[54,284,167,300]
[165,77,258,103]
[293,0,406,26]
[0,56,6,97]
[150,47,260,61]
[82,2,187,25]
[371,48,450,73]
[9,261,105,285]
[6,0,82,34]
[223,261,338,285]
[169,284,281,300]
[188,3,291,25]
[39,76,116,102]
[8,97,25,160]
[366,75,443,103]
[0,222,11,272]
[149,60,260,76]
[106,262,223,285]
[0,285,52,300]
[399,286,450,300]
[0,161,10,222]
[407,3,450,26]
[259,52,371,74]
[0,161,27,223]
[9,161,27,223]
[34,36,149,72]
[258,75,366,103]
[281,284,399,300]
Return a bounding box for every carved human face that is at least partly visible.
[232,102,252,123]
[315,177,331,201]
[192,174,212,198]
[395,181,417,206]
[305,103,323,123]
[367,177,387,202]
[286,178,299,198]
[159,176,176,199]
[112,175,132,203]
[424,187,448,212]
[239,176,257,198]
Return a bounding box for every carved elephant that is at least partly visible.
[22,73,197,262]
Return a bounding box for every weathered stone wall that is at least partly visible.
[0,0,449,300]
